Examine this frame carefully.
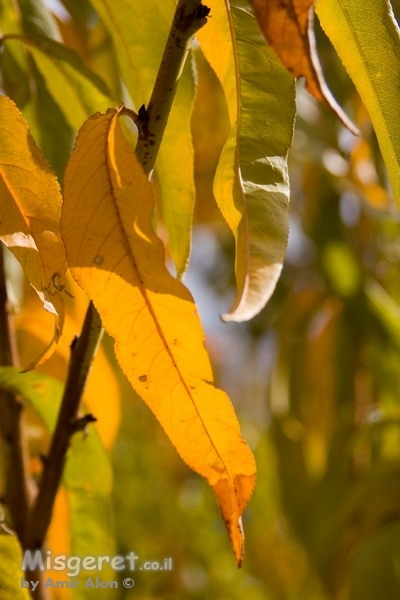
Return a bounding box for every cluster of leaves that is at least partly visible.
[0,0,400,598]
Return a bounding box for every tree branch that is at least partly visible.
[135,0,210,174]
[24,302,103,551]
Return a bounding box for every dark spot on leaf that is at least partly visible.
[139,374,147,383]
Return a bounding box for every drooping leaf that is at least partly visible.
[23,64,74,179]
[2,33,113,131]
[0,96,66,360]
[15,0,61,40]
[197,1,296,321]
[0,5,73,176]
[0,527,30,599]
[249,0,358,134]
[0,1,30,106]
[316,0,400,205]
[88,0,196,276]
[0,365,115,593]
[61,108,256,565]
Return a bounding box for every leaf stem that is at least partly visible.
[24,302,103,551]
[135,0,210,174]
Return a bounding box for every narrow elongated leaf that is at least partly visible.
[24,65,74,179]
[89,0,196,275]
[316,0,400,204]
[0,1,31,116]
[0,96,66,356]
[0,366,115,593]
[197,1,296,321]
[249,0,357,133]
[61,108,256,564]
[2,34,113,131]
[0,5,73,176]
[16,0,61,40]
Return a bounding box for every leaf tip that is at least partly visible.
[213,469,256,566]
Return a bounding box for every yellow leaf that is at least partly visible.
[15,275,121,449]
[197,1,295,321]
[46,489,71,599]
[249,0,357,133]
[61,107,256,565]
[0,95,66,360]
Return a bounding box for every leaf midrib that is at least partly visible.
[103,115,234,483]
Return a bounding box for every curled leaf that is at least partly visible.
[0,96,66,363]
[61,108,256,564]
[249,0,358,134]
[197,1,296,321]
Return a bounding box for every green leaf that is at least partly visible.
[0,367,115,583]
[15,0,61,40]
[0,529,30,599]
[155,61,195,276]
[3,33,113,131]
[59,0,96,29]
[0,0,29,105]
[89,0,196,275]
[316,0,400,205]
[197,0,296,321]
[23,64,74,179]
[365,278,400,346]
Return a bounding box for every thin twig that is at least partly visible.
[24,302,103,551]
[135,0,210,174]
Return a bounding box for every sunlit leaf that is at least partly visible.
[89,0,196,276]
[61,108,256,564]
[2,33,113,131]
[0,528,30,599]
[197,1,296,321]
[0,5,74,177]
[249,0,357,133]
[0,365,115,589]
[316,0,400,205]
[0,96,66,361]
[15,278,121,449]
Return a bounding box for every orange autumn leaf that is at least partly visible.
[249,0,358,134]
[15,276,121,449]
[0,95,67,363]
[61,107,256,565]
